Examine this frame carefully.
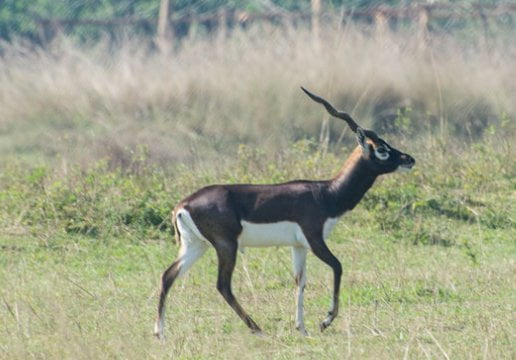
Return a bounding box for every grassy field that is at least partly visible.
[0,26,515,359]
[1,135,514,359]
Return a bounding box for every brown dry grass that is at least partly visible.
[0,25,514,166]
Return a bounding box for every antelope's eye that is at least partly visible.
[375,147,389,160]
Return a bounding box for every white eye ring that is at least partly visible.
[375,147,390,160]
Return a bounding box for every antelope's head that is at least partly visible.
[355,127,415,174]
[301,87,415,175]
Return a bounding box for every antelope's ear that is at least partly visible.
[356,128,370,156]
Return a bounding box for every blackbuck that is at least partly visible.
[154,87,415,338]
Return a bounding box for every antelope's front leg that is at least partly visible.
[311,241,342,331]
[291,246,308,335]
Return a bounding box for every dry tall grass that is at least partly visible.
[0,25,514,166]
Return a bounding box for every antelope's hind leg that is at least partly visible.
[215,241,262,334]
[154,237,208,339]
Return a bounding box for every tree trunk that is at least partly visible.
[156,0,173,52]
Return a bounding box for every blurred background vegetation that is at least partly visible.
[0,0,514,236]
[1,0,514,44]
[0,0,514,167]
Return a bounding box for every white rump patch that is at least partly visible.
[175,208,210,245]
[238,221,310,249]
[174,208,210,277]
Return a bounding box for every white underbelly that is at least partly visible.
[238,221,309,248]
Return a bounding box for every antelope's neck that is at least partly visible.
[327,147,377,216]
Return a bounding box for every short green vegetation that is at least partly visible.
[1,133,514,359]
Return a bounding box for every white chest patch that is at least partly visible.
[238,221,310,249]
[323,217,339,240]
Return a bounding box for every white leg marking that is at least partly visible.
[176,241,209,278]
[155,242,208,339]
[155,208,210,339]
[323,217,339,241]
[292,246,308,336]
[321,299,337,329]
[155,313,166,340]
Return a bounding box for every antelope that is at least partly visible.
[154,87,415,338]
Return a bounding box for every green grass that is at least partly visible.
[0,224,513,358]
[0,135,514,359]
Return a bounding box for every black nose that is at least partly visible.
[402,154,415,166]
